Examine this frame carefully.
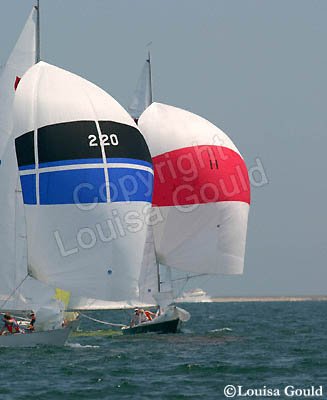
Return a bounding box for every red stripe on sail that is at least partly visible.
[14,76,21,91]
[152,145,250,206]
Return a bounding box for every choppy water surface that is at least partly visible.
[1,301,327,399]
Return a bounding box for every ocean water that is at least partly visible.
[1,301,327,400]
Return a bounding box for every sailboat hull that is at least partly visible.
[0,320,78,347]
[122,318,180,335]
[122,306,189,335]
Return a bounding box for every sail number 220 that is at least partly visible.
[88,134,119,147]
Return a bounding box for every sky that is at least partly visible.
[0,0,326,296]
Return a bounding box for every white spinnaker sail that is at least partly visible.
[68,225,157,310]
[13,62,153,304]
[0,7,37,157]
[128,54,152,120]
[138,102,250,277]
[69,224,158,309]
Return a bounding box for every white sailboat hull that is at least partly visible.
[0,320,77,347]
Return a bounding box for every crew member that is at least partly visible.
[144,310,156,321]
[130,308,148,327]
[0,313,22,334]
[27,312,36,332]
[130,308,140,327]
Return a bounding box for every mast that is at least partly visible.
[156,261,161,293]
[35,0,40,62]
[147,50,153,104]
[148,48,157,293]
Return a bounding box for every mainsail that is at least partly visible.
[128,52,152,121]
[138,224,159,305]
[0,6,51,313]
[0,6,37,156]
[13,61,153,305]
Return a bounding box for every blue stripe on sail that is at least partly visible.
[39,158,103,168]
[108,167,153,203]
[39,168,107,205]
[106,158,153,169]
[20,174,36,204]
[19,164,36,171]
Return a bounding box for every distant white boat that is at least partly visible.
[175,289,212,303]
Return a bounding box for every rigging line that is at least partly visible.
[0,273,29,310]
[13,185,18,289]
[174,273,210,299]
[0,312,30,322]
[184,273,209,283]
[164,273,209,283]
[79,312,127,328]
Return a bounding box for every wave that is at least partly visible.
[210,327,232,333]
[65,342,100,349]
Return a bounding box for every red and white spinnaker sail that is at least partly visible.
[138,102,250,279]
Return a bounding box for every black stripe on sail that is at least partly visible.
[38,121,101,163]
[15,131,35,167]
[36,120,152,164]
[99,121,152,163]
[16,120,152,168]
